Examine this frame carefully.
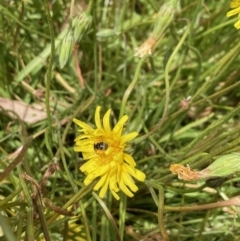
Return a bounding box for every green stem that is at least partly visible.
[164,196,240,212]
[80,200,92,241]
[119,194,127,240]
[119,57,146,118]
[86,0,94,14]
[33,193,52,241]
[146,180,205,194]
[70,0,75,18]
[58,125,78,193]
[92,200,97,241]
[158,185,170,241]
[0,213,18,241]
[93,193,121,241]
[188,131,240,169]
[180,105,240,160]
[44,0,55,158]
[0,187,22,207]
[17,165,34,241]
[134,19,190,144]
[35,182,95,237]
[0,136,32,182]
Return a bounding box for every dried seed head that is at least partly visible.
[135,36,157,58]
[135,0,178,58]
[170,153,240,182]
[170,164,206,181]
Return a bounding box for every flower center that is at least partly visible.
[94,140,124,166]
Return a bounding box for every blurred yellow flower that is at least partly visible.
[73,106,146,200]
[40,215,86,241]
[227,0,240,29]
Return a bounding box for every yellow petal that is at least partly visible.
[103,109,112,133]
[123,153,136,167]
[95,106,102,129]
[105,146,115,156]
[231,1,240,8]
[80,159,97,173]
[109,176,119,192]
[234,19,240,28]
[83,176,94,185]
[124,164,146,181]
[112,115,128,135]
[116,165,122,184]
[122,172,138,192]
[99,175,110,198]
[119,179,133,197]
[73,118,93,130]
[88,165,109,180]
[116,166,134,197]
[74,145,93,153]
[227,7,240,17]
[82,152,97,160]
[110,189,120,200]
[74,134,92,141]
[75,139,94,146]
[121,132,138,144]
[94,173,108,191]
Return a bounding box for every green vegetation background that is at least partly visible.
[1,0,240,240]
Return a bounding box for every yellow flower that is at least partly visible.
[40,215,86,241]
[227,0,240,29]
[73,106,146,200]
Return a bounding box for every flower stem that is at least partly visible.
[134,19,190,144]
[44,0,55,158]
[180,104,240,162]
[119,57,146,118]
[70,0,75,19]
[119,194,127,240]
[86,0,94,14]
[164,196,240,212]
[158,185,170,241]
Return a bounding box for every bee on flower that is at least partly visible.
[73,106,146,200]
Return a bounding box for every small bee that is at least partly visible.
[94,142,108,151]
